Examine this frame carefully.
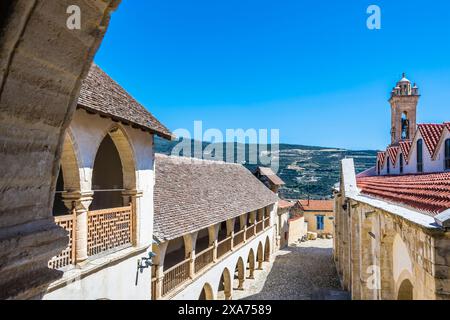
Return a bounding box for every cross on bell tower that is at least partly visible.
[388,73,420,145]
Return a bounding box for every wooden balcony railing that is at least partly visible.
[49,204,133,269]
[162,258,190,296]
[246,225,255,239]
[194,246,214,273]
[256,220,263,234]
[264,217,270,229]
[48,213,75,269]
[217,236,232,258]
[233,230,245,247]
[87,205,133,256]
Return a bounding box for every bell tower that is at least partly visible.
[389,73,420,145]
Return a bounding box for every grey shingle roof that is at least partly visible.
[78,64,172,140]
[154,154,279,241]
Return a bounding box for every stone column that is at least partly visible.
[226,218,235,251]
[62,191,93,264]
[240,213,248,242]
[183,232,198,279]
[250,211,256,235]
[152,241,168,300]
[208,224,220,262]
[122,189,143,246]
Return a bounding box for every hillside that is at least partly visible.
[154,136,377,200]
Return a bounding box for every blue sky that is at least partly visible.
[95,0,450,150]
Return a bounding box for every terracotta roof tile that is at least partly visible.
[377,152,386,167]
[297,200,334,211]
[357,172,450,216]
[387,146,400,165]
[154,154,279,241]
[278,199,295,209]
[78,64,172,139]
[399,140,412,164]
[417,124,444,156]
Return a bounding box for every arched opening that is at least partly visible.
[163,236,186,271]
[218,221,228,242]
[397,279,413,300]
[217,268,232,300]
[264,236,270,262]
[247,249,255,279]
[91,134,123,210]
[256,242,264,269]
[91,127,136,210]
[401,112,409,140]
[234,257,245,290]
[195,227,211,254]
[234,217,241,233]
[199,282,214,300]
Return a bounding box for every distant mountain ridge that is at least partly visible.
[154,136,377,200]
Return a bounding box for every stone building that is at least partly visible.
[334,74,450,300]
[151,155,279,300]
[43,64,172,299]
[295,200,334,237]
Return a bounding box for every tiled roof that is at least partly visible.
[417,124,444,156]
[297,200,334,212]
[357,172,450,216]
[278,199,295,209]
[256,167,285,186]
[377,152,386,167]
[387,146,400,165]
[399,140,412,163]
[153,154,279,241]
[78,64,172,140]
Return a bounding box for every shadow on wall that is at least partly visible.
[240,245,349,300]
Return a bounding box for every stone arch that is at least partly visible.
[393,234,413,284]
[91,125,137,210]
[256,242,264,270]
[52,133,82,216]
[247,249,255,279]
[234,257,245,290]
[199,282,214,300]
[217,267,232,300]
[264,236,271,262]
[397,277,414,300]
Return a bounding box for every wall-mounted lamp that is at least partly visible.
[137,251,156,273]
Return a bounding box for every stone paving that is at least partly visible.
[233,238,350,300]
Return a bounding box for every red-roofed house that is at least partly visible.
[295,200,334,236]
[334,74,450,301]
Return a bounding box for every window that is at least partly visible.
[399,153,404,174]
[401,112,409,139]
[417,139,423,172]
[445,139,450,170]
[387,156,390,174]
[316,215,325,230]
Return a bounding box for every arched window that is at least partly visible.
[417,139,423,172]
[399,153,404,174]
[387,156,390,174]
[445,139,450,170]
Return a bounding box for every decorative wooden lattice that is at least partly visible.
[163,259,190,296]
[264,217,270,229]
[217,237,232,258]
[233,230,245,247]
[256,221,263,234]
[48,214,75,269]
[246,225,255,240]
[194,246,214,273]
[87,205,133,256]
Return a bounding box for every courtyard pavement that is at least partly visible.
[233,238,350,300]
